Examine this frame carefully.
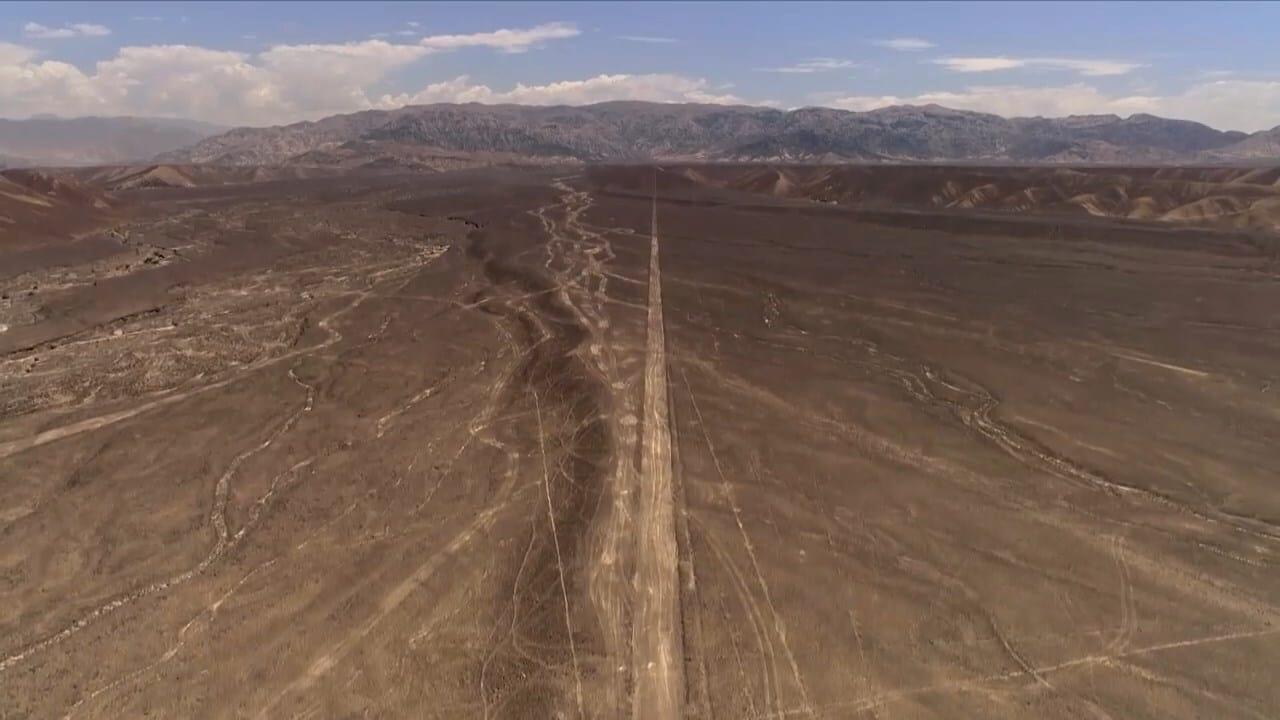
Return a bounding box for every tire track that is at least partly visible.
[679,360,815,717]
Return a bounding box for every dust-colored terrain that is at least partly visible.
[1,165,1277,719]
[681,164,1280,232]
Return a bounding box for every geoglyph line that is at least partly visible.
[631,173,685,720]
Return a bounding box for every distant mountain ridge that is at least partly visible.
[1203,126,1280,162]
[0,116,226,167]
[160,102,1279,168]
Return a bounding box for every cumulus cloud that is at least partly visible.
[0,41,428,125]
[16,42,429,126]
[419,22,579,54]
[0,23,582,126]
[1155,80,1280,133]
[875,37,935,51]
[23,22,110,39]
[820,94,908,112]
[384,73,748,107]
[935,56,1144,76]
[254,41,430,119]
[0,56,107,116]
[759,58,858,74]
[0,42,38,65]
[820,80,1280,132]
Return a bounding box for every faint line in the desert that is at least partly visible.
[532,388,585,718]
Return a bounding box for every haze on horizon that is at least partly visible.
[1,0,1278,131]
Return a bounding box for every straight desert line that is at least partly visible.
[631,176,685,720]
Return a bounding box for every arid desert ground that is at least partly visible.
[2,165,1278,719]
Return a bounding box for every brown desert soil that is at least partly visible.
[1,164,1277,719]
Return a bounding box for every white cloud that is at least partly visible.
[88,46,276,122]
[383,76,496,105]
[820,81,1280,132]
[0,24,582,126]
[617,35,678,44]
[71,23,111,37]
[0,41,429,125]
[1045,58,1146,76]
[384,73,748,108]
[1156,80,1280,133]
[419,22,579,54]
[0,43,110,115]
[252,41,432,119]
[935,56,1144,77]
[934,57,1024,73]
[759,58,858,74]
[23,22,111,39]
[875,37,935,51]
[24,23,75,39]
[821,94,907,112]
[0,42,38,65]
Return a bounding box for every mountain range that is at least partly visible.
[159,102,1280,168]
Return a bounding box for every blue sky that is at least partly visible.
[2,1,1278,131]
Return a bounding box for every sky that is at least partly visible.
[2,1,1279,131]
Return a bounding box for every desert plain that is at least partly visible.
[1,164,1278,719]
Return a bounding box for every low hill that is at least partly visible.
[673,164,1280,232]
[0,169,119,246]
[70,164,345,191]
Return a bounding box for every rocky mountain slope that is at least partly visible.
[161,102,1277,167]
[0,116,225,168]
[1202,126,1280,162]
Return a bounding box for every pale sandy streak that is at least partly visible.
[631,176,685,720]
[1111,351,1210,378]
